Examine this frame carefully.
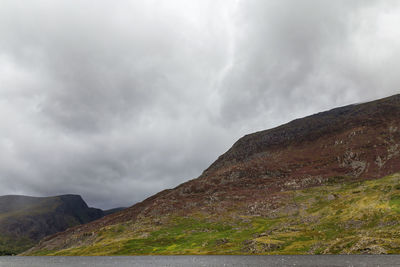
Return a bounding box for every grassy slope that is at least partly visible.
[30,173,400,255]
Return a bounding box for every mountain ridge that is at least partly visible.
[205,94,400,174]
[25,94,400,255]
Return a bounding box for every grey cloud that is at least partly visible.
[218,0,398,129]
[0,0,399,208]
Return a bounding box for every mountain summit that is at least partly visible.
[25,94,400,255]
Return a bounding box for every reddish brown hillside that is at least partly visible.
[33,94,400,248]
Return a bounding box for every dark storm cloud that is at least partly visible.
[0,0,399,208]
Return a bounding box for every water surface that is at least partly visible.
[1,255,400,267]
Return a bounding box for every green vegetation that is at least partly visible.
[0,236,34,255]
[28,173,400,255]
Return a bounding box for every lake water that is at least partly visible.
[1,255,400,267]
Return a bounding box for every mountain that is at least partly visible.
[0,194,105,255]
[25,94,400,255]
[103,207,127,216]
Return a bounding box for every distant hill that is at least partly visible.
[103,207,127,216]
[0,194,117,255]
[25,94,400,255]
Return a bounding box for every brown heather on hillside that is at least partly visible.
[26,94,400,254]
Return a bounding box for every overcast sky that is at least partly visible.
[0,0,399,209]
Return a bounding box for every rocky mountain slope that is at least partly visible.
[25,94,400,255]
[0,194,105,255]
